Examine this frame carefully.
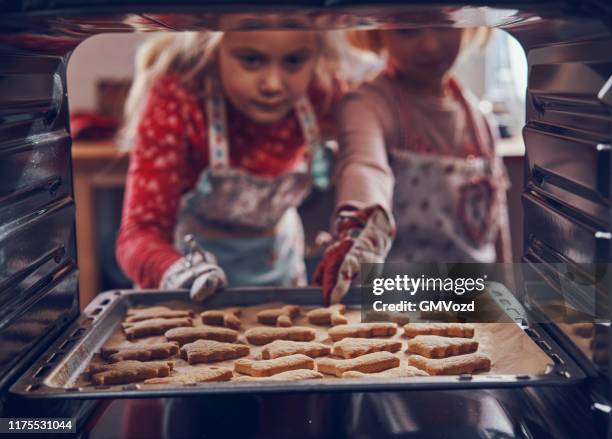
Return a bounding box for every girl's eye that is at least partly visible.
[240,55,264,69]
[283,55,308,72]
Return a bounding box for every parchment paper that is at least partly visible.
[77,301,553,387]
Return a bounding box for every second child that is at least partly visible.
[315,27,511,305]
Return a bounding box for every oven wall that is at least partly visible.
[0,46,80,396]
[510,18,612,428]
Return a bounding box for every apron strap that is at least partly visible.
[294,95,322,172]
[205,79,322,171]
[447,78,491,159]
[206,82,230,168]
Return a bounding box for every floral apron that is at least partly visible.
[174,86,322,286]
[352,78,511,437]
[387,78,509,263]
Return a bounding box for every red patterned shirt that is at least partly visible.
[116,74,342,287]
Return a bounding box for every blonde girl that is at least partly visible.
[116,25,346,300]
[314,27,511,304]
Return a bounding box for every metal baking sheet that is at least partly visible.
[10,286,586,399]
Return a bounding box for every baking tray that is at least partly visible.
[10,286,586,399]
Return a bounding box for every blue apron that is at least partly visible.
[174,84,324,287]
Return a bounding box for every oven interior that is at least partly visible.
[0,0,610,427]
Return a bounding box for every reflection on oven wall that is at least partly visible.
[67,30,527,306]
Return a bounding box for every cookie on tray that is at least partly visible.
[408,353,491,375]
[89,360,173,385]
[328,323,397,342]
[261,340,330,360]
[123,317,193,340]
[317,351,400,377]
[180,340,250,364]
[245,327,316,346]
[201,308,241,330]
[257,305,300,327]
[342,366,428,378]
[403,323,474,338]
[124,306,194,323]
[234,354,315,377]
[332,338,402,359]
[233,369,323,382]
[101,342,179,362]
[165,326,238,345]
[144,366,233,384]
[306,305,348,326]
[406,335,478,358]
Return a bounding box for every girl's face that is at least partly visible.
[218,30,319,124]
[380,28,463,91]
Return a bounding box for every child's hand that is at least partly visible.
[313,206,395,306]
[160,252,227,301]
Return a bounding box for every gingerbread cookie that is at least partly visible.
[363,310,410,325]
[234,354,315,377]
[144,366,233,384]
[403,323,474,338]
[306,304,348,326]
[257,305,300,327]
[101,342,179,362]
[245,326,316,346]
[328,322,397,342]
[332,338,402,359]
[342,366,429,378]
[124,306,194,323]
[406,335,478,358]
[165,325,238,345]
[261,340,330,360]
[180,340,250,364]
[123,317,193,340]
[317,351,400,377]
[233,369,323,382]
[408,353,491,375]
[90,360,172,385]
[419,310,462,323]
[201,308,241,330]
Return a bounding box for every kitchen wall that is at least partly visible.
[67,32,488,112]
[67,33,149,112]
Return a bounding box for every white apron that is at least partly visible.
[387,78,509,264]
[353,77,511,437]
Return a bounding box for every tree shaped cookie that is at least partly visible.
[89,360,173,385]
[257,305,300,327]
[235,354,315,377]
[124,306,194,323]
[201,308,241,330]
[145,366,233,384]
[317,352,400,377]
[306,304,348,326]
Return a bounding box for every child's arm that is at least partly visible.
[334,90,395,213]
[116,77,202,288]
[314,90,396,304]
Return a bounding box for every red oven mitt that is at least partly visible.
[313,205,395,305]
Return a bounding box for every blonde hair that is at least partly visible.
[346,27,493,57]
[121,30,345,148]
